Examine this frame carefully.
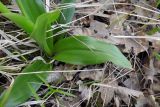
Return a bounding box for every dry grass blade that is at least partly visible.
[92,83,143,97]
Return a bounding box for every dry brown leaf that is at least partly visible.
[79,70,104,81]
[89,20,109,38]
[95,81,143,106]
[135,92,159,107]
[77,80,91,100]
[123,72,140,90]
[96,83,143,97]
[99,78,118,106]
[57,95,81,107]
[108,36,148,55]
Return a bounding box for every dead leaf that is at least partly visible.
[99,78,118,105]
[135,89,159,107]
[79,70,104,81]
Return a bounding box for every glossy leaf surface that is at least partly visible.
[54,36,132,69]
[31,10,60,56]
[16,0,46,23]
[59,0,76,24]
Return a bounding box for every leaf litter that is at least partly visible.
[0,0,160,106]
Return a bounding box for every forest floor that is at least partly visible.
[1,0,160,107]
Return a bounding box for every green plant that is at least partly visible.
[0,0,132,106]
[146,27,160,35]
[157,0,160,8]
[146,0,160,35]
[0,60,51,107]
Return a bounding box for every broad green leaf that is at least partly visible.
[0,2,10,13]
[16,0,46,23]
[2,13,34,34]
[0,60,51,107]
[59,0,76,24]
[54,36,132,69]
[53,0,76,43]
[31,10,60,56]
